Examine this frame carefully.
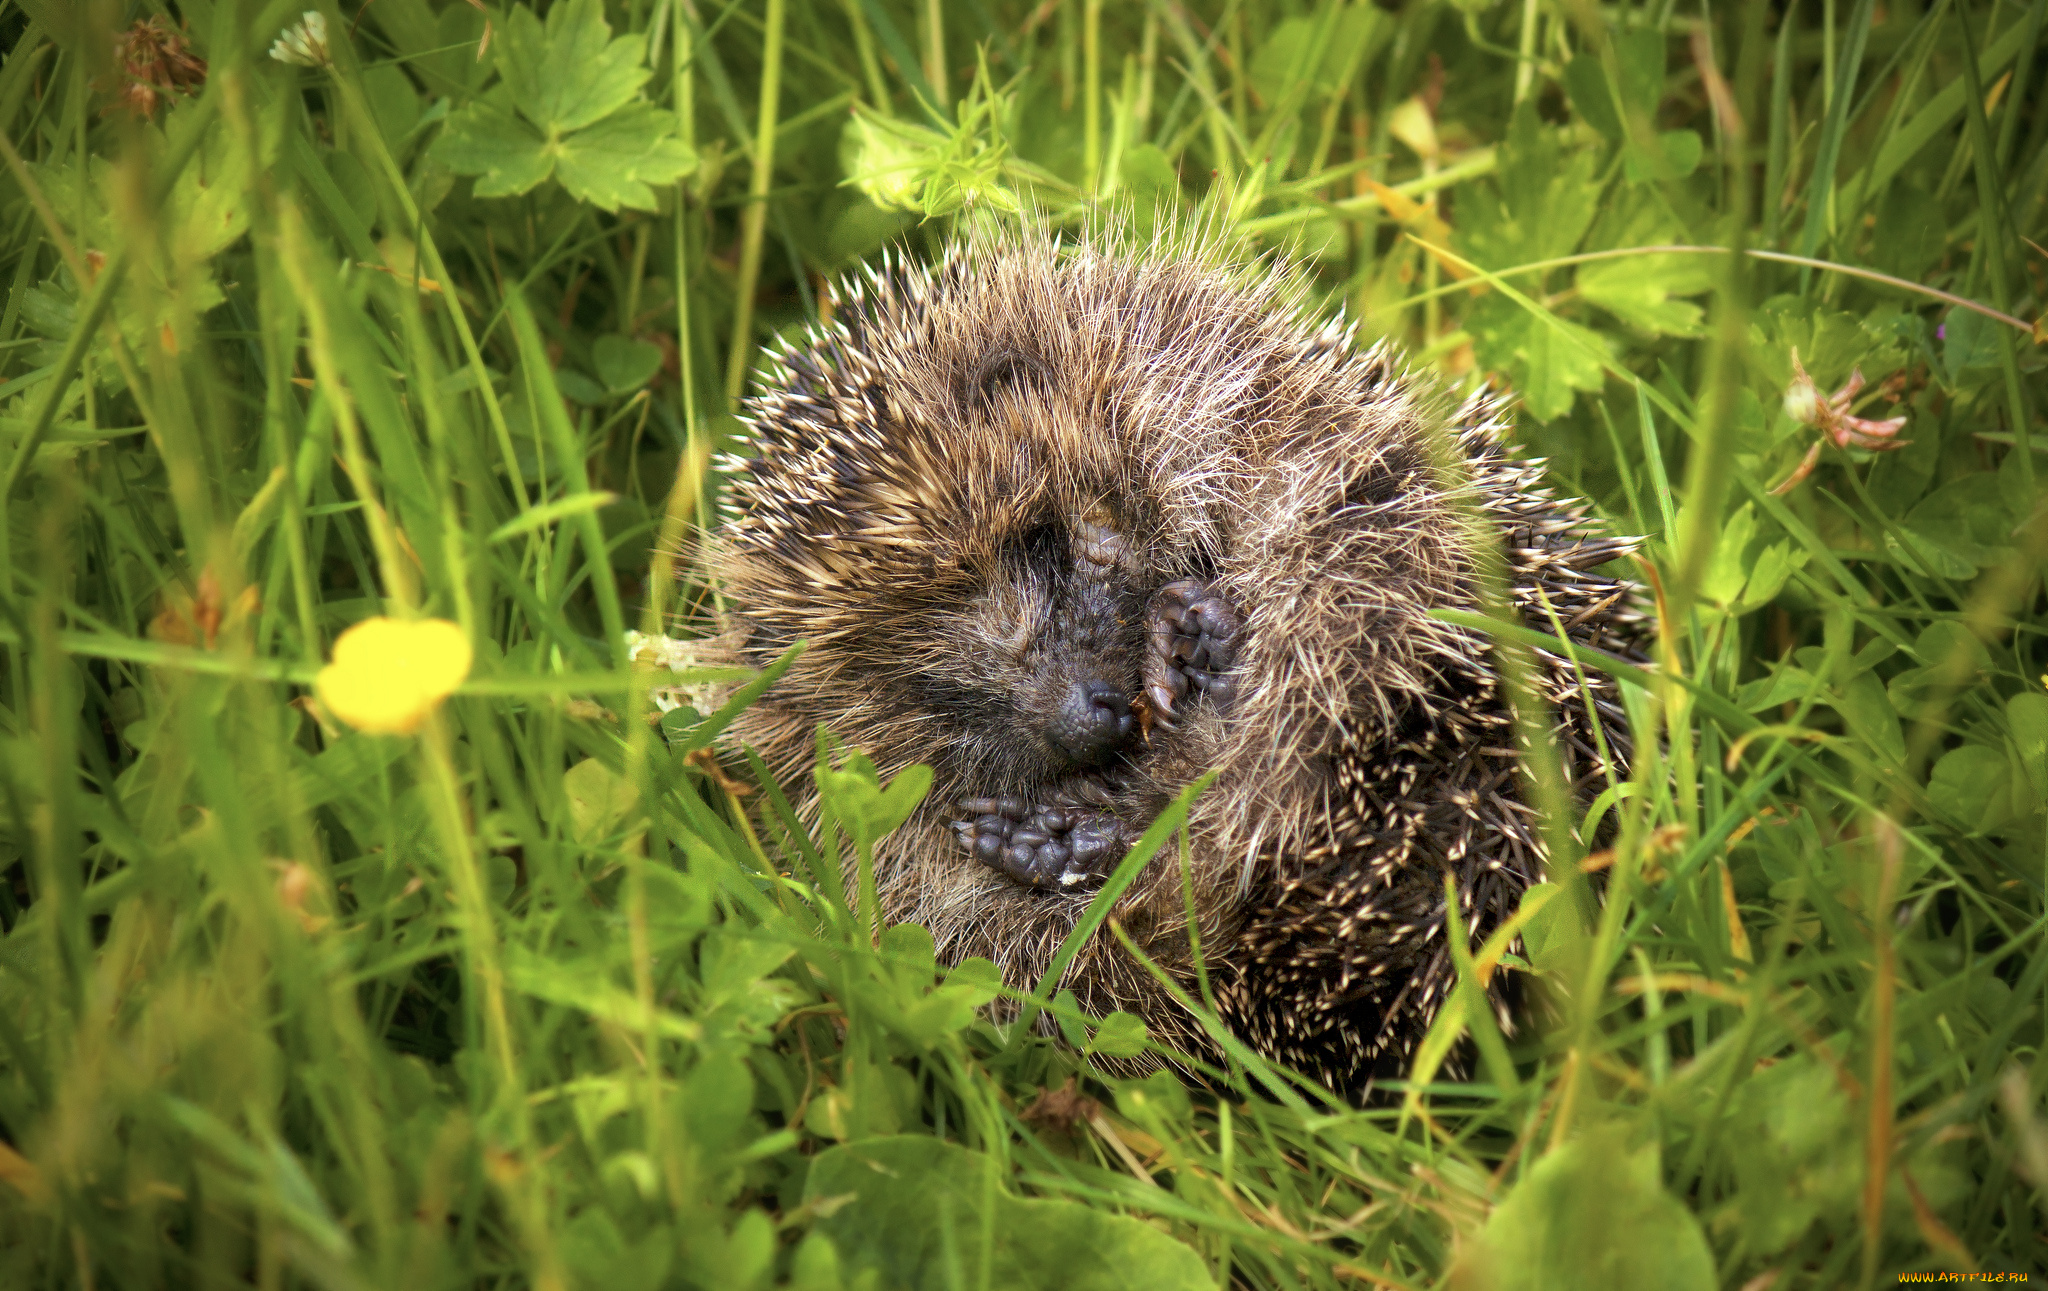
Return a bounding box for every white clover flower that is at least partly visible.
[624,630,733,716]
[268,11,331,68]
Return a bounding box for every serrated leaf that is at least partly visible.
[1580,252,1710,336]
[551,103,699,212]
[433,100,555,197]
[431,2,693,210]
[1466,293,1611,422]
[1458,105,1603,271]
[500,0,650,134]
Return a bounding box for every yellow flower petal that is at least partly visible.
[316,617,473,734]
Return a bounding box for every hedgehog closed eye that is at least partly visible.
[706,230,1645,1103]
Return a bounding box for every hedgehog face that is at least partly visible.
[719,363,1165,810]
[918,501,1148,782]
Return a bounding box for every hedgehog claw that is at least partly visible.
[1144,580,1242,725]
[952,798,1130,892]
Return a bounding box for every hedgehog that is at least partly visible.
[704,230,1643,1101]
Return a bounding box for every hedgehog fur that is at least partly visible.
[705,229,1643,1101]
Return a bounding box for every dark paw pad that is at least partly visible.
[1144,579,1243,729]
[952,797,1129,892]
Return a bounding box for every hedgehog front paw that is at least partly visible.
[1143,580,1242,730]
[952,797,1129,892]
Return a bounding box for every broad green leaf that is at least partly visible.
[1928,745,2017,832]
[1699,504,1761,606]
[560,1210,672,1291]
[2010,693,2048,797]
[1725,1056,1858,1254]
[550,103,700,212]
[841,110,944,211]
[1832,671,1904,767]
[1562,33,1668,142]
[1902,474,2016,572]
[696,932,799,1046]
[1466,294,1611,422]
[499,0,650,134]
[1121,143,1178,196]
[1456,1127,1715,1291]
[430,0,694,210]
[816,748,933,852]
[1249,9,1385,102]
[362,63,423,146]
[1085,1011,1148,1059]
[1622,130,1702,183]
[434,100,555,197]
[1518,882,1589,979]
[1579,253,1709,336]
[1749,297,1907,397]
[1942,306,2005,377]
[1458,106,1603,271]
[593,334,664,392]
[1886,621,1990,717]
[806,1136,1211,1291]
[564,757,642,844]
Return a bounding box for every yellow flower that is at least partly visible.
[315,617,473,735]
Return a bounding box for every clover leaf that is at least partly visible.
[431,0,696,212]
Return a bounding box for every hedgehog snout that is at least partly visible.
[1043,678,1134,768]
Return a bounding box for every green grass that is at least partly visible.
[0,0,2043,1286]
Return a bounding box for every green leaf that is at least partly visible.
[1725,1056,1858,1254]
[1749,297,1907,397]
[551,102,700,212]
[1927,745,2017,832]
[2010,693,2048,797]
[1563,33,1666,142]
[1466,294,1611,422]
[1579,253,1708,336]
[1518,882,1588,979]
[1120,143,1178,196]
[1085,1011,1148,1059]
[593,334,664,392]
[1622,130,1702,183]
[499,0,651,134]
[806,1136,1211,1291]
[816,750,933,853]
[434,100,555,198]
[1885,621,1990,717]
[1458,106,1603,271]
[1457,1127,1716,1291]
[1832,671,1904,767]
[1902,474,2016,573]
[564,757,642,844]
[1248,10,1385,102]
[560,1210,672,1291]
[430,2,694,210]
[1942,306,2005,377]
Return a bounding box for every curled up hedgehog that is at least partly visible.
[704,233,1643,1101]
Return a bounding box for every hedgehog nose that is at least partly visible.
[1046,679,1133,767]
